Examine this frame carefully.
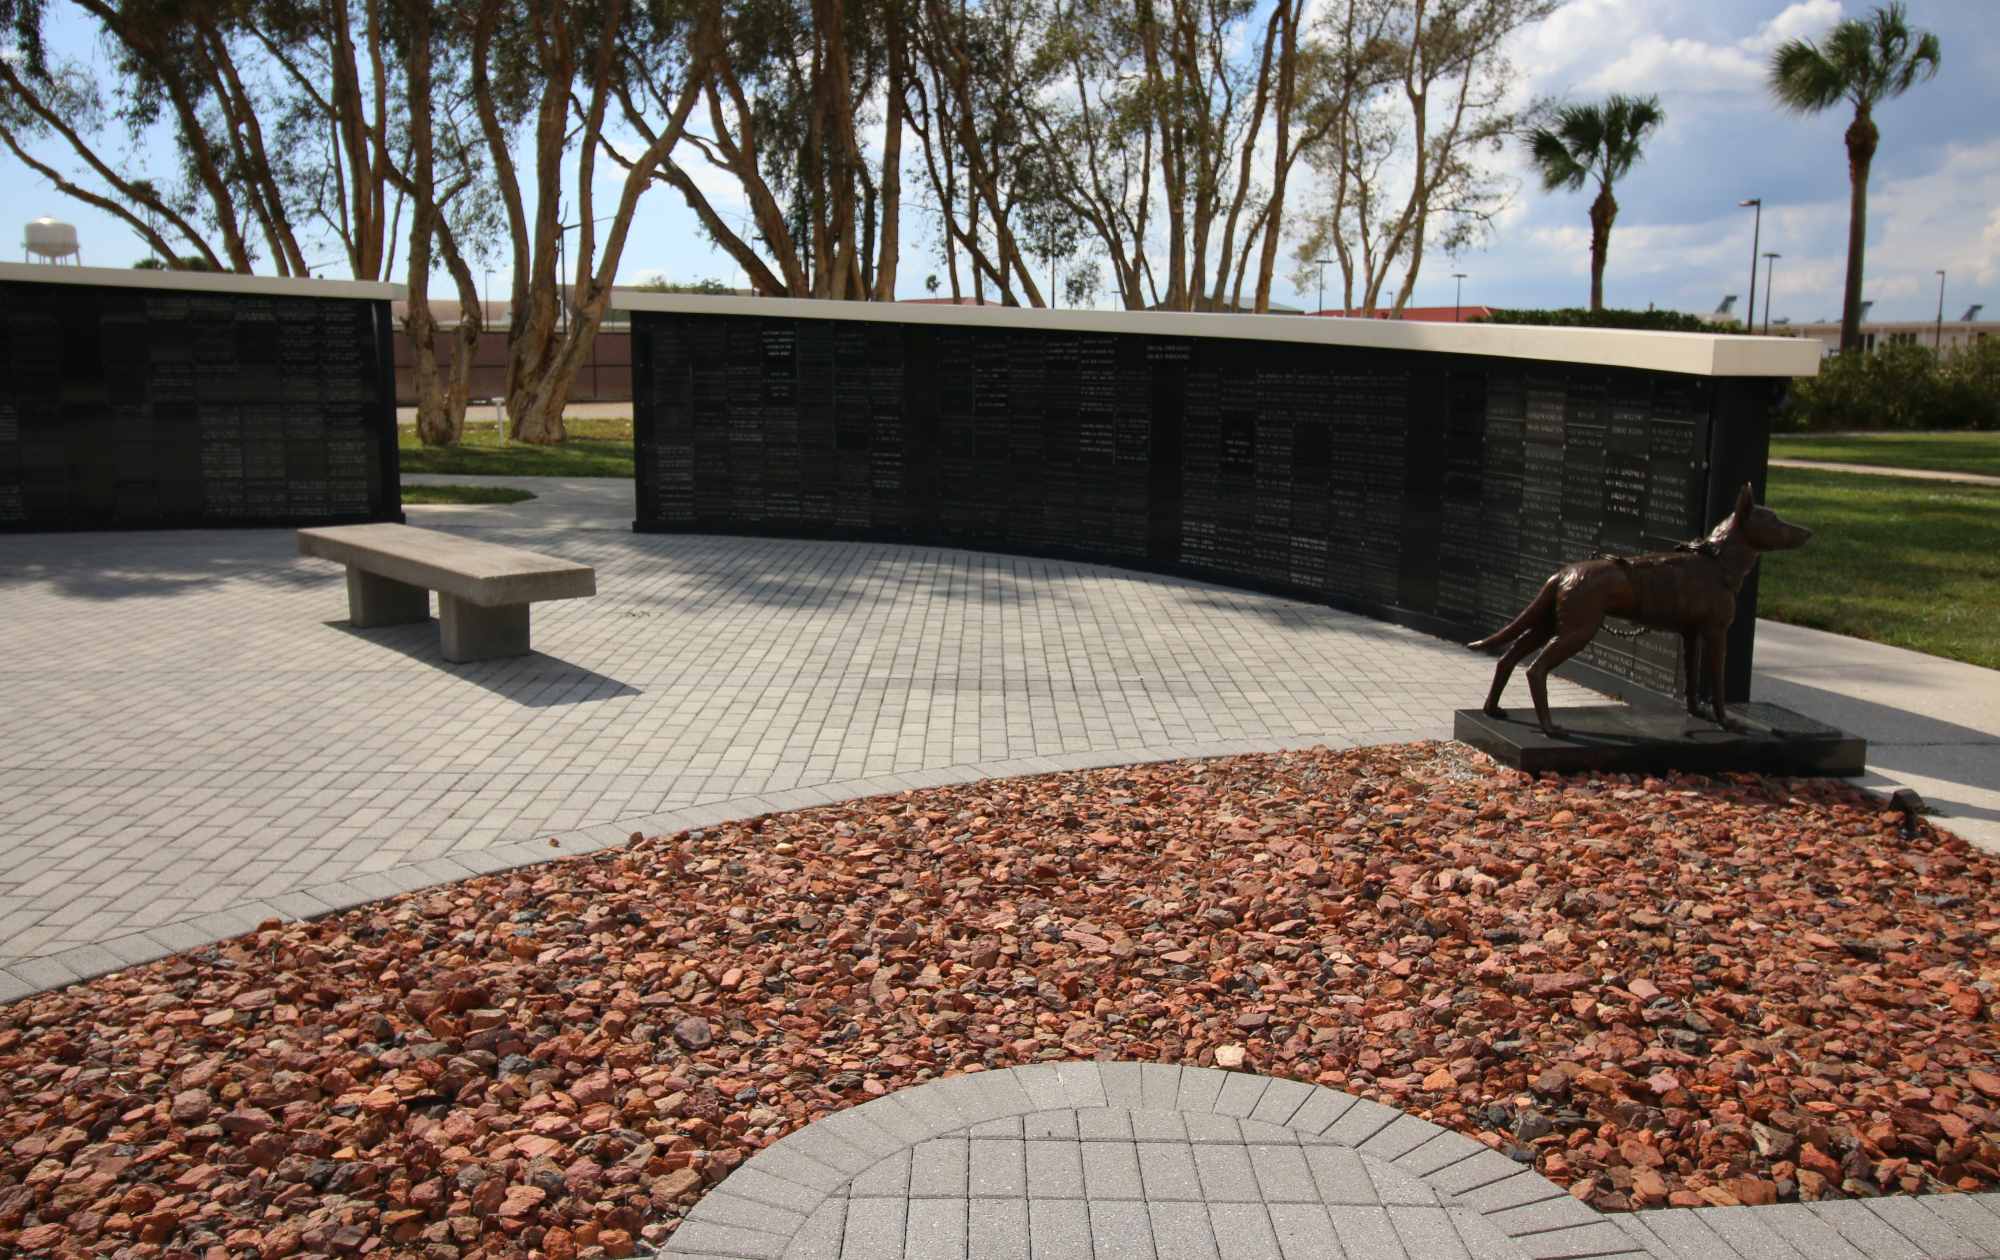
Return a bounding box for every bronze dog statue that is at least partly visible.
[1471,484,1812,739]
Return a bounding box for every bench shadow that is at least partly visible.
[322,620,641,707]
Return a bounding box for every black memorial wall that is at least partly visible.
[631,312,1780,703]
[0,278,401,530]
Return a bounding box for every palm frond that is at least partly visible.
[1599,92,1663,182]
[1885,28,1943,98]
[1526,125,1589,193]
[1769,39,1845,114]
[1552,101,1607,156]
[1769,2,1941,114]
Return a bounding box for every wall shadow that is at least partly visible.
[1,532,333,602]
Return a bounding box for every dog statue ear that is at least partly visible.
[1734,483,1756,516]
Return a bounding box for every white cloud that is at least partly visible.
[1438,125,2000,323]
[1756,0,1845,49]
[1868,136,2000,291]
[1417,0,2000,321]
[1516,0,1843,114]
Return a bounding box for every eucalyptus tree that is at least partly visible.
[472,0,707,441]
[0,0,334,274]
[386,0,495,445]
[1524,93,1664,312]
[1017,0,1299,312]
[905,0,1069,305]
[1290,0,1557,317]
[1769,2,1940,353]
[638,0,909,301]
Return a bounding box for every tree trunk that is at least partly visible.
[403,0,454,447]
[1587,185,1617,313]
[1209,5,1278,312]
[470,0,536,433]
[1841,106,1878,354]
[1252,0,1302,314]
[506,0,580,445]
[512,36,704,439]
[872,19,905,302]
[407,229,449,445]
[436,217,483,444]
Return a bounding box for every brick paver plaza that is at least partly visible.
[9,501,2000,1257]
[0,520,1595,1000]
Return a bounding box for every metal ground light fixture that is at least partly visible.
[1740,199,1762,331]
[1937,271,1948,351]
[1761,253,1779,335]
[1312,259,1334,316]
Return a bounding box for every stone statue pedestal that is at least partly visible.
[1454,703,1866,776]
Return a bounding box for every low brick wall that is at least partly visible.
[392,328,631,404]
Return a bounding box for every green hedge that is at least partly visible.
[1468,310,2000,430]
[1470,307,1716,332]
[1782,340,2000,431]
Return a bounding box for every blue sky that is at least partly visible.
[1469,0,2000,323]
[4,0,1992,322]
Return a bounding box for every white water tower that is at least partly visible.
[22,217,80,264]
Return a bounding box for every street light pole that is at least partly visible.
[1452,273,1468,324]
[1936,271,1947,352]
[1311,258,1333,316]
[1761,253,1779,336]
[1739,199,1762,331]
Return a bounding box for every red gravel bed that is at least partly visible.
[4,741,1999,1260]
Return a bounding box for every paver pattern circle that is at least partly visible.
[662,1061,1609,1260]
[662,1063,2000,1260]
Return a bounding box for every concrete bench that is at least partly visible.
[298,523,595,662]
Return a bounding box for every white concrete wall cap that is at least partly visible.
[609,292,1823,378]
[0,260,404,301]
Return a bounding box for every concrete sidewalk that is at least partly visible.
[1753,619,2000,850]
[1770,457,2000,488]
[400,472,633,530]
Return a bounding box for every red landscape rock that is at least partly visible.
[0,741,1997,1256]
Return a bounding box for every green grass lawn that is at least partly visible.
[398,416,635,477]
[1770,431,2000,477]
[1757,466,2000,670]
[399,484,536,504]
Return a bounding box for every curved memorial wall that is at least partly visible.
[616,294,1820,705]
[0,263,404,531]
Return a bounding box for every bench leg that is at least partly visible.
[346,567,430,627]
[438,594,531,663]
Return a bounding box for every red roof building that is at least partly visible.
[1308,305,1493,323]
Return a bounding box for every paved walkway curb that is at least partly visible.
[0,731,1445,1006]
[658,1062,2000,1260]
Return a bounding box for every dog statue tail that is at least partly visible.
[1468,577,1557,651]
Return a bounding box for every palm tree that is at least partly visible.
[1770,3,1941,353]
[1526,94,1666,312]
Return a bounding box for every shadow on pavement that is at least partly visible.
[0,532,332,601]
[1756,673,1999,813]
[323,620,641,706]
